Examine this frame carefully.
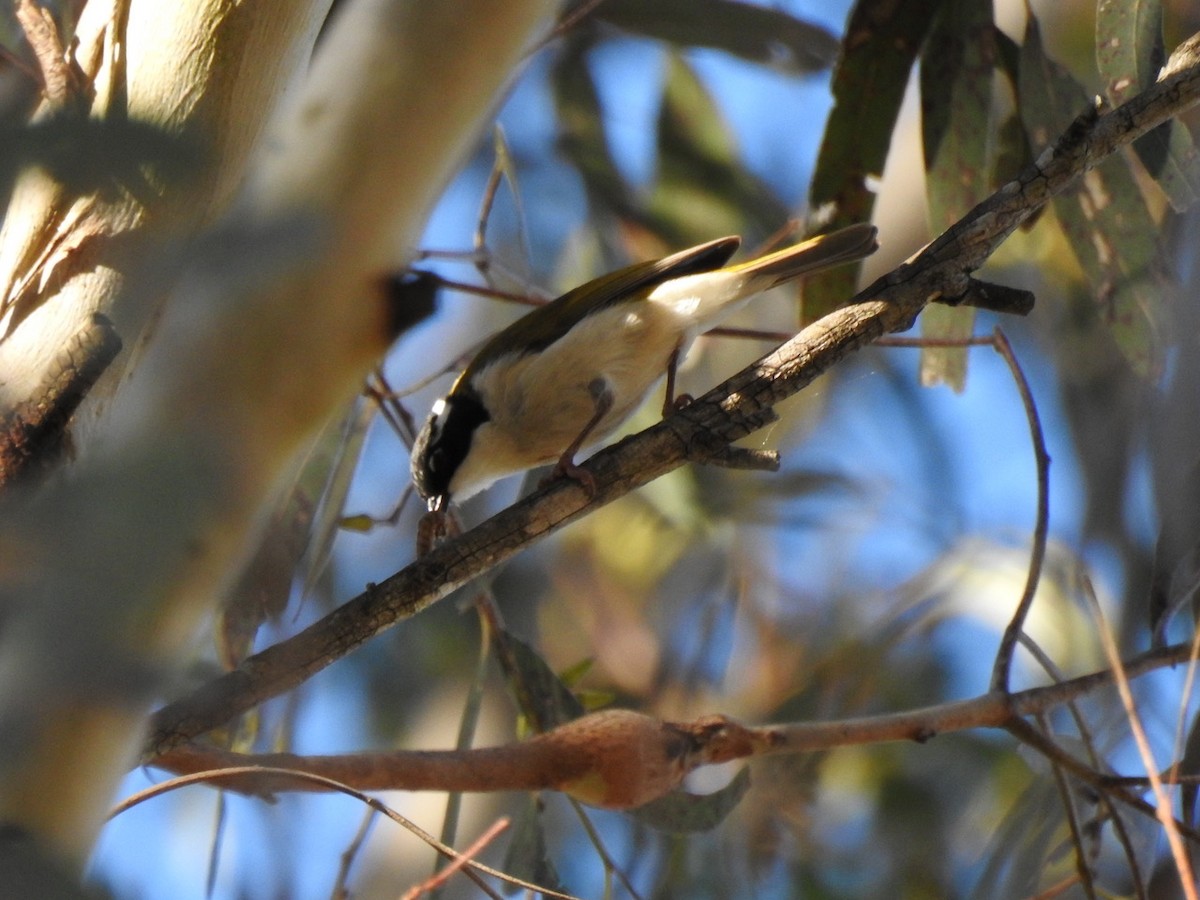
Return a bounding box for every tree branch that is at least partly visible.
[145,34,1200,757]
[144,642,1196,808]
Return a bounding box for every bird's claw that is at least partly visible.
[541,456,598,496]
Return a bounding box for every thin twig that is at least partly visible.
[990,328,1052,692]
[430,598,495,890]
[331,807,378,900]
[401,818,511,900]
[111,767,579,900]
[1081,576,1199,899]
[1027,874,1082,900]
[527,0,608,56]
[1167,628,1200,801]
[568,798,644,900]
[1019,633,1148,899]
[473,155,504,278]
[1035,711,1098,900]
[1005,717,1200,844]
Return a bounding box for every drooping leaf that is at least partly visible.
[921,1,996,231]
[580,0,839,75]
[806,0,946,319]
[216,400,374,668]
[1019,12,1164,376]
[991,29,1038,196]
[296,398,376,601]
[918,0,997,390]
[550,36,638,234]
[971,776,1072,899]
[501,797,563,895]
[629,765,752,833]
[497,629,587,734]
[1097,0,1200,211]
[646,53,788,245]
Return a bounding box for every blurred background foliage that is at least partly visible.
[22,0,1193,896]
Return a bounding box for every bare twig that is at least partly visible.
[569,798,644,900]
[1082,576,1199,899]
[1036,711,1098,900]
[990,328,1052,692]
[1019,633,1148,898]
[331,807,377,900]
[1005,717,1200,845]
[146,644,1196,802]
[401,817,511,900]
[112,767,578,900]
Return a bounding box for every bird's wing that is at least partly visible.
[455,236,742,388]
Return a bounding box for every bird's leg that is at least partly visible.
[662,343,693,415]
[542,377,613,494]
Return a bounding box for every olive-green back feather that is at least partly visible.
[452,236,741,393]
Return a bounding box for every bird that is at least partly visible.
[410,223,877,512]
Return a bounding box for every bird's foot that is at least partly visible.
[541,454,598,496]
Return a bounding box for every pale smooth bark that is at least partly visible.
[0,0,557,868]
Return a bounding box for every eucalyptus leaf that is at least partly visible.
[585,0,839,74]
[918,0,996,390]
[647,54,788,244]
[1097,0,1200,211]
[550,36,637,232]
[500,629,587,733]
[806,0,945,320]
[500,797,563,895]
[629,765,751,833]
[971,777,1072,899]
[217,400,375,668]
[1019,13,1164,376]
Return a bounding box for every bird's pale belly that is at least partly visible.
[482,302,689,463]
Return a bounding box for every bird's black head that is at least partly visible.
[410,392,490,509]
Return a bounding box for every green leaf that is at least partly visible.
[550,36,637,230]
[218,401,374,668]
[991,30,1038,198]
[806,0,946,320]
[1096,0,1200,211]
[646,54,788,244]
[499,630,587,733]
[584,0,839,74]
[921,1,995,230]
[556,656,594,687]
[918,0,997,390]
[972,776,1072,897]
[628,766,752,833]
[501,797,564,894]
[1019,13,1163,375]
[297,399,376,599]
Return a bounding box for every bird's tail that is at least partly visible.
[649,222,878,329]
[731,222,878,291]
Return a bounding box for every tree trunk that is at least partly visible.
[0,0,556,874]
